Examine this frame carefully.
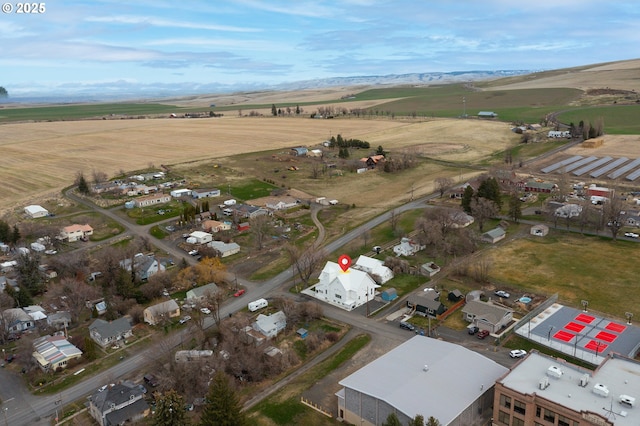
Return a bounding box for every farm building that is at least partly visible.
[24,205,49,218]
[586,184,613,198]
[290,147,308,156]
[170,188,192,198]
[547,130,571,138]
[477,111,498,118]
[523,181,556,193]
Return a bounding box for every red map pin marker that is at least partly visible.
[338,254,352,272]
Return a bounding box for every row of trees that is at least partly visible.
[327,134,370,149]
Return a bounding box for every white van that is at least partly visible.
[248,298,268,312]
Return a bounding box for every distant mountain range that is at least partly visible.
[1,70,532,104]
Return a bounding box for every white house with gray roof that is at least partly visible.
[89,317,133,348]
[89,381,149,426]
[143,299,180,325]
[337,336,508,425]
[462,300,513,334]
[186,282,219,303]
[253,311,286,339]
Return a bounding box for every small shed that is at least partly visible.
[421,262,440,277]
[381,288,398,302]
[482,227,506,244]
[530,224,549,237]
[237,222,250,232]
[296,328,308,339]
[448,289,464,302]
[290,147,308,156]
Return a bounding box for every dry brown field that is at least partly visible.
[0,115,516,216]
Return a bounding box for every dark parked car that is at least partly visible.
[477,330,490,339]
[143,374,159,387]
[399,321,416,332]
[467,325,479,335]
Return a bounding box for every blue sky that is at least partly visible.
[1,0,639,98]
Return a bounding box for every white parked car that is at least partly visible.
[200,308,211,315]
[494,290,510,298]
[179,315,191,324]
[509,349,527,358]
[624,232,639,238]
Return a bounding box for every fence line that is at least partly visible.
[300,396,333,418]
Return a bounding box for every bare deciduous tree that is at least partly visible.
[285,244,326,289]
[435,177,454,198]
[50,277,100,323]
[470,197,498,232]
[250,214,272,250]
[603,193,625,241]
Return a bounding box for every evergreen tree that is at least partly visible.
[477,177,502,208]
[153,390,188,426]
[200,371,246,426]
[10,224,20,246]
[376,145,386,156]
[0,86,7,98]
[295,104,300,115]
[271,104,277,116]
[508,193,522,222]
[77,172,90,195]
[461,185,474,213]
[426,416,442,426]
[382,412,402,426]
[408,415,425,426]
[0,220,9,242]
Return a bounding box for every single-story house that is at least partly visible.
[59,224,94,242]
[89,317,133,348]
[133,194,171,208]
[30,242,46,252]
[407,289,446,317]
[450,211,475,228]
[47,311,72,330]
[312,261,380,311]
[202,220,231,233]
[89,381,149,426]
[2,308,36,333]
[186,231,213,245]
[32,334,83,372]
[265,196,299,211]
[24,204,49,218]
[352,255,394,284]
[119,253,165,280]
[482,227,506,244]
[462,300,514,334]
[530,224,549,237]
[207,241,240,257]
[186,282,219,303]
[336,336,508,426]
[192,188,221,199]
[23,305,47,322]
[231,204,270,219]
[554,204,582,218]
[392,237,425,257]
[197,211,212,221]
[253,311,287,339]
[143,300,180,325]
[290,147,308,156]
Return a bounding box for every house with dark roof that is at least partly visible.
[407,289,446,317]
[462,300,513,334]
[89,381,149,426]
[47,311,72,330]
[336,336,508,425]
[2,308,35,333]
[89,317,133,348]
[119,253,165,281]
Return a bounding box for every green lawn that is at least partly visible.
[230,179,278,201]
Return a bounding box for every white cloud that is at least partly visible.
[85,15,261,32]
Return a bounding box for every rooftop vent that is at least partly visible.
[539,376,550,390]
[423,365,429,372]
[579,374,589,387]
[547,366,563,379]
[619,394,635,407]
[593,383,609,397]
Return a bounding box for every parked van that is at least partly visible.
[248,298,268,312]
